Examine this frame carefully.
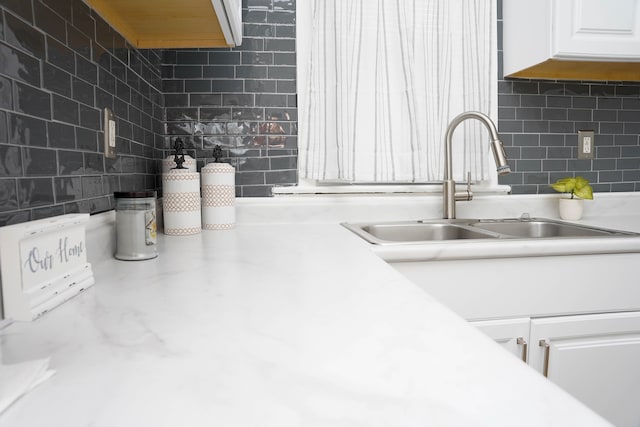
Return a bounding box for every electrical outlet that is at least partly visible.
[578,130,594,160]
[104,108,117,159]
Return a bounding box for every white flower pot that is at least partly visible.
[559,198,584,220]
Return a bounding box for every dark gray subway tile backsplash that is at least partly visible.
[0,0,639,226]
[160,0,297,197]
[0,0,163,226]
[497,78,640,194]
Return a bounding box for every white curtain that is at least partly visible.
[297,0,497,183]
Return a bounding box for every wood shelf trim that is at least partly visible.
[83,0,232,48]
[507,59,640,82]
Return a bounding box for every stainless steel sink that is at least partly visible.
[360,222,498,242]
[343,218,637,245]
[470,219,620,238]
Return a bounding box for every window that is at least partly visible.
[295,0,499,190]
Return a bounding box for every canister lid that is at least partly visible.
[114,191,157,199]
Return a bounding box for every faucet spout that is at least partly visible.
[442,111,511,219]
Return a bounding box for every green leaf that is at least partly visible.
[574,183,594,200]
[574,176,589,190]
[550,177,575,193]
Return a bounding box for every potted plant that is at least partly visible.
[550,176,593,220]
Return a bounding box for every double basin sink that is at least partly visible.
[343,217,638,245]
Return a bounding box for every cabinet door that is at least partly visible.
[472,318,530,363]
[530,312,640,427]
[553,0,640,59]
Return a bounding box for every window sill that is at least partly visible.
[272,182,511,196]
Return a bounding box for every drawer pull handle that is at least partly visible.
[516,337,528,363]
[539,339,551,377]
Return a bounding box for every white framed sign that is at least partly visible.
[0,214,95,321]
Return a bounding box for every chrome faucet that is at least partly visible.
[442,111,511,219]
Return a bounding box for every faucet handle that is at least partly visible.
[454,171,473,202]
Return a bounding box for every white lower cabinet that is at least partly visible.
[390,254,640,425]
[531,312,640,427]
[473,312,640,427]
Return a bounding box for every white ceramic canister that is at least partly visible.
[162,154,197,174]
[162,169,202,235]
[114,191,158,260]
[201,162,236,230]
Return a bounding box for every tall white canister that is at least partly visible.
[162,168,201,235]
[201,160,235,230]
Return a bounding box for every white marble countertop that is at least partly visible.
[2,193,635,427]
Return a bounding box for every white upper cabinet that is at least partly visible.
[553,0,640,59]
[503,0,640,80]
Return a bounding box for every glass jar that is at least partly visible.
[114,191,158,260]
